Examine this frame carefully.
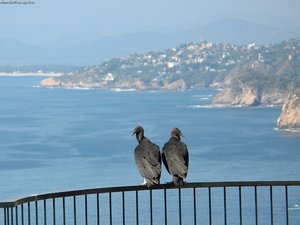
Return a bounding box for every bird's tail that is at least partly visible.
[172,176,184,186]
[146,178,160,187]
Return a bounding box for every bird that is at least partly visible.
[132,125,161,187]
[162,127,189,186]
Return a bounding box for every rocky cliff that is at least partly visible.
[212,86,286,107]
[277,90,300,131]
[212,57,299,106]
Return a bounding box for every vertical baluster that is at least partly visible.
[62,197,66,225]
[122,192,125,225]
[254,186,258,225]
[4,208,7,225]
[285,185,289,225]
[52,199,55,225]
[35,201,38,225]
[178,188,182,225]
[135,191,139,225]
[28,202,31,225]
[270,186,273,225]
[208,187,212,225]
[193,188,197,225]
[21,205,24,225]
[43,200,47,225]
[150,190,153,225]
[164,189,167,225]
[109,192,112,225]
[85,195,88,225]
[224,187,227,225]
[15,206,18,225]
[73,196,77,225]
[239,186,242,225]
[7,207,10,225]
[11,207,14,225]
[97,194,100,225]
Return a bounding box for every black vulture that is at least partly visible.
[162,127,189,186]
[132,126,161,187]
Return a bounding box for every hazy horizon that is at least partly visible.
[0,0,299,45]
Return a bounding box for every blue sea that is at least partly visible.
[0,76,299,224]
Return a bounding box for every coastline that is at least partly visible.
[0,72,63,77]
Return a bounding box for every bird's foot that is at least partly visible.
[140,179,147,186]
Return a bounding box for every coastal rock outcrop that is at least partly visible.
[212,86,261,106]
[277,90,300,131]
[212,86,286,107]
[40,77,61,87]
[40,75,187,91]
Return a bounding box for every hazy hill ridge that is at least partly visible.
[2,19,300,65]
[41,38,300,104]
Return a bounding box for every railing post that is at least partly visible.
[7,207,9,225]
[164,188,167,225]
[21,204,24,225]
[239,186,242,225]
[27,203,30,225]
[149,190,153,225]
[15,206,18,225]
[97,194,100,225]
[224,187,227,225]
[109,192,112,225]
[178,188,182,225]
[285,185,289,225]
[270,186,273,225]
[254,186,258,225]
[10,207,13,225]
[52,198,55,225]
[63,197,66,225]
[73,196,76,225]
[35,200,38,225]
[193,188,197,225]
[208,187,212,225]
[85,195,88,225]
[4,208,7,225]
[135,191,139,225]
[43,200,46,225]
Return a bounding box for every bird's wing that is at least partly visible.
[134,143,161,180]
[162,142,188,178]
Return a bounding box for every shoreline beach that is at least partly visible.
[0,72,63,77]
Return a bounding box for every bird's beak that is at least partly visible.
[132,128,137,136]
[180,131,184,137]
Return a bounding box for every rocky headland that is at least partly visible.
[277,90,300,131]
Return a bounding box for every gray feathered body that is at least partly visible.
[162,137,189,186]
[134,137,161,187]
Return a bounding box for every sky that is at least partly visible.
[0,0,299,44]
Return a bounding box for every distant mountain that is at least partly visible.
[1,19,300,66]
[184,19,300,45]
[0,38,41,64]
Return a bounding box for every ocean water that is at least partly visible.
[0,76,299,224]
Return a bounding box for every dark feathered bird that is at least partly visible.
[132,126,161,187]
[162,127,189,186]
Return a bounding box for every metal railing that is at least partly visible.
[0,181,299,225]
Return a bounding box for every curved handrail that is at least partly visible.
[1,180,299,208]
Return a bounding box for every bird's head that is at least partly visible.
[171,127,184,140]
[132,125,144,143]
